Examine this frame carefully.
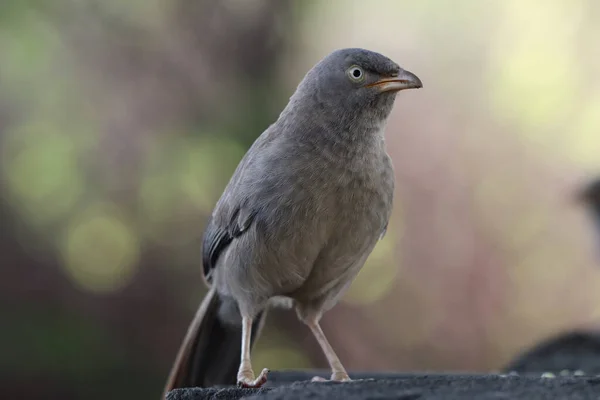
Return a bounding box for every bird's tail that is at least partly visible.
[162,286,267,398]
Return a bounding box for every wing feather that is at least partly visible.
[201,208,257,283]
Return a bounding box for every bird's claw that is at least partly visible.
[311,372,351,383]
[237,368,269,388]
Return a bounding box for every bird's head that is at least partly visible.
[288,48,422,132]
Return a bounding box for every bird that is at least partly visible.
[162,48,422,397]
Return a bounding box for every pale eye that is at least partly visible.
[347,66,365,82]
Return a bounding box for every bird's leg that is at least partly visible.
[304,317,350,383]
[237,316,269,388]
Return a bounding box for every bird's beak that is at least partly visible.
[367,69,423,93]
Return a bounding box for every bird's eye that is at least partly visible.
[347,66,365,82]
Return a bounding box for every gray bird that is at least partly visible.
[163,48,422,397]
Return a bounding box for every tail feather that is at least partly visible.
[162,287,267,398]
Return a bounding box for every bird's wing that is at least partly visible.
[200,126,278,285]
[379,222,388,240]
[201,206,257,284]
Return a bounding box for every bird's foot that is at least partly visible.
[311,372,351,383]
[237,368,269,388]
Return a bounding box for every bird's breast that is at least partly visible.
[323,149,394,234]
[268,130,395,238]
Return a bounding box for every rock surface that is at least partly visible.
[166,331,600,399]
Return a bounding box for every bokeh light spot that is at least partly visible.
[343,226,399,305]
[252,328,313,371]
[59,203,141,294]
[565,95,600,169]
[486,0,582,135]
[253,347,313,372]
[138,134,246,246]
[0,13,63,90]
[2,124,84,227]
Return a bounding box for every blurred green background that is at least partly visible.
[2,0,600,399]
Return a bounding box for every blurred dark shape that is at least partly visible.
[500,180,600,375]
[502,331,600,374]
[578,178,600,248]
[577,178,600,205]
